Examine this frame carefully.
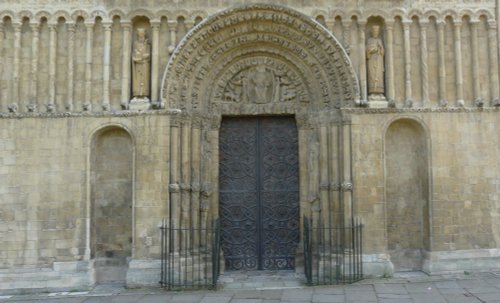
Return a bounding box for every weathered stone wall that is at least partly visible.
[350,108,500,274]
[0,1,498,112]
[0,113,169,290]
[1,0,500,291]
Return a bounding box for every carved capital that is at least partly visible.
[191,182,201,192]
[150,20,161,29]
[488,21,497,30]
[169,183,180,193]
[341,181,353,192]
[331,182,341,191]
[180,183,191,192]
[319,182,330,191]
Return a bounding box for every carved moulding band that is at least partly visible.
[161,4,359,115]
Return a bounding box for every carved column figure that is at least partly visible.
[66,22,75,111]
[102,22,112,110]
[420,21,429,107]
[470,18,482,106]
[120,21,131,108]
[84,22,93,111]
[437,21,448,106]
[366,24,387,107]
[488,21,500,105]
[150,21,160,105]
[454,20,465,106]
[403,21,412,107]
[47,22,57,112]
[130,27,151,110]
[29,22,39,112]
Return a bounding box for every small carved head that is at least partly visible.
[136,28,147,40]
[371,25,381,38]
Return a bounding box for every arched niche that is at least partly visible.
[90,126,134,284]
[385,118,430,271]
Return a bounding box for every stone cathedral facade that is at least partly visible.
[1,0,500,291]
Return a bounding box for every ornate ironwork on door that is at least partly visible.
[219,116,299,270]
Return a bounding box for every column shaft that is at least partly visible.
[67,23,75,111]
[102,23,112,109]
[437,22,447,104]
[12,23,21,109]
[489,22,500,103]
[403,21,412,104]
[30,24,39,111]
[454,22,464,105]
[121,22,131,108]
[358,23,367,103]
[385,22,395,101]
[84,23,93,110]
[420,22,429,107]
[48,24,57,111]
[151,22,160,103]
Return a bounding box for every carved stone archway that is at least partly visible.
[161,4,358,274]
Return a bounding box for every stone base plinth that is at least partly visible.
[368,94,388,108]
[0,261,94,294]
[129,97,151,111]
[422,249,500,274]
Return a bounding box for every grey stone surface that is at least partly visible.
[2,272,500,303]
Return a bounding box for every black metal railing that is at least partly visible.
[160,218,221,290]
[303,216,363,285]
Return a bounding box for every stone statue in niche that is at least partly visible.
[366,25,387,104]
[130,28,151,110]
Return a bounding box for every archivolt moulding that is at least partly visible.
[161,4,360,115]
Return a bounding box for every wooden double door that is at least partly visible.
[219,116,299,270]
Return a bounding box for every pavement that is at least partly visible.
[1,271,500,302]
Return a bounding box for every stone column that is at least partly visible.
[121,22,131,109]
[11,22,21,112]
[0,24,4,111]
[29,23,39,112]
[319,125,329,241]
[420,21,429,107]
[190,121,201,250]
[454,21,465,106]
[48,22,57,112]
[150,21,160,105]
[470,19,482,106]
[358,22,367,104]
[180,120,191,250]
[403,20,413,107]
[168,21,177,55]
[437,21,448,106]
[169,117,181,236]
[102,22,112,110]
[84,22,93,111]
[489,21,500,105]
[342,19,351,52]
[385,21,395,103]
[66,22,75,111]
[329,121,340,228]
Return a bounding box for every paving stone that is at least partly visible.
[409,293,447,303]
[441,294,483,303]
[313,286,344,295]
[374,284,408,294]
[199,296,231,303]
[376,293,411,300]
[170,294,204,303]
[137,294,173,303]
[311,294,345,302]
[230,299,262,303]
